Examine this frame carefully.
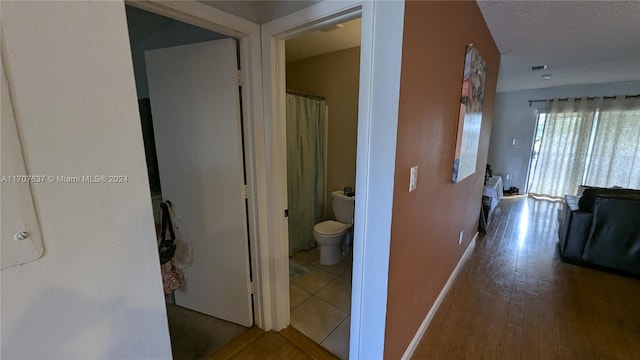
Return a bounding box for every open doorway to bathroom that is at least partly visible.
[284,18,361,359]
[125,5,253,357]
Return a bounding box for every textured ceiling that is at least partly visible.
[286,18,361,62]
[477,0,640,92]
[196,1,639,92]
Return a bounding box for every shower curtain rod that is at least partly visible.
[286,89,326,101]
[528,94,640,107]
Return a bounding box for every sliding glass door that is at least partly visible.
[526,96,640,198]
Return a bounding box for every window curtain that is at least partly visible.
[286,94,327,256]
[529,98,596,197]
[584,96,640,189]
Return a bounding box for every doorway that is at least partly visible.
[125,5,252,357]
[124,2,405,359]
[262,2,405,358]
[283,18,361,359]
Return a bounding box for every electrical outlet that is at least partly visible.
[458,231,463,245]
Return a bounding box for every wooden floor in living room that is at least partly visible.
[413,196,640,359]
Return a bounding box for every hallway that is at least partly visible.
[414,196,640,359]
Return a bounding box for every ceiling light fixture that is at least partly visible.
[531,65,549,71]
[541,74,552,80]
[320,24,344,32]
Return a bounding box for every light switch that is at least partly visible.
[409,166,418,192]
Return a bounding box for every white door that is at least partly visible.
[145,39,252,327]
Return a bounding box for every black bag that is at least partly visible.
[158,201,177,265]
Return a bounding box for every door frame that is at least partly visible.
[124,2,406,357]
[125,0,272,329]
[261,2,405,358]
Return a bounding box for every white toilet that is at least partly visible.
[313,190,355,265]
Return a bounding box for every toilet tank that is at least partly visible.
[332,190,355,224]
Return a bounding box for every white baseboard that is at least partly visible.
[401,232,478,360]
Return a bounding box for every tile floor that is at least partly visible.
[289,247,352,360]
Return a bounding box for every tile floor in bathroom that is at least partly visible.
[289,247,352,360]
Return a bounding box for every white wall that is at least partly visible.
[1,1,172,358]
[488,81,640,192]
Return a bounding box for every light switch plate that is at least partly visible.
[409,166,418,192]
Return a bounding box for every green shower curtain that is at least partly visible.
[286,93,327,256]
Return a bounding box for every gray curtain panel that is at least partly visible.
[286,94,327,256]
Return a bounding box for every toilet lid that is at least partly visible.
[314,220,349,235]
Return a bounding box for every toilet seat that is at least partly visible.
[314,220,349,235]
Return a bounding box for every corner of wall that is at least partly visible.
[384,1,500,358]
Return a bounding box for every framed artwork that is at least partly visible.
[452,44,487,183]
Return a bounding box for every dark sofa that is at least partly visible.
[558,187,640,276]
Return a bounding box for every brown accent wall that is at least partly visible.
[384,2,499,358]
[286,47,360,218]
